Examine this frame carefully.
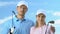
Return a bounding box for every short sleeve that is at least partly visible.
[30,27,35,34]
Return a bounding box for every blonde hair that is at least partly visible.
[35,21,46,28]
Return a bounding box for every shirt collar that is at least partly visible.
[16,17,26,22]
[16,18,26,22]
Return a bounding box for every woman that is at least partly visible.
[30,10,55,34]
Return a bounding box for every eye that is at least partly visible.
[38,16,40,17]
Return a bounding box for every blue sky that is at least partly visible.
[0,0,60,34]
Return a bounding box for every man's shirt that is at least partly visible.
[0,19,12,34]
[13,16,34,34]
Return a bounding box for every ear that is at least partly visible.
[16,7,18,10]
[26,8,28,12]
[25,8,28,13]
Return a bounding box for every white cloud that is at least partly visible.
[55,32,60,34]
[0,1,18,6]
[53,12,60,16]
[0,15,14,24]
[55,19,60,25]
[45,10,60,16]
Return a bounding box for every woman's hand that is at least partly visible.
[50,26,55,33]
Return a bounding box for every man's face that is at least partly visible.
[17,5,28,16]
[36,13,46,23]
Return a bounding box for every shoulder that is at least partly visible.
[26,19,35,26]
[26,18,34,24]
[26,18,33,22]
[13,15,17,20]
[30,26,35,30]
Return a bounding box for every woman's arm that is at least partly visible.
[49,26,55,34]
[46,25,55,34]
[50,26,55,34]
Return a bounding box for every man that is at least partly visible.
[12,1,34,34]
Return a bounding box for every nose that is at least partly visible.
[40,16,42,20]
[21,7,24,11]
[22,8,23,10]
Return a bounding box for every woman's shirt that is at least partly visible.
[30,25,54,34]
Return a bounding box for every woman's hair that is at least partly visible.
[37,13,46,17]
[35,21,46,28]
[35,21,39,27]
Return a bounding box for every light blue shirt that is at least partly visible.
[0,16,34,34]
[13,16,34,34]
[0,19,12,34]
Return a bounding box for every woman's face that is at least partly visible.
[36,13,46,23]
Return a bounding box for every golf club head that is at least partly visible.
[48,21,54,24]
